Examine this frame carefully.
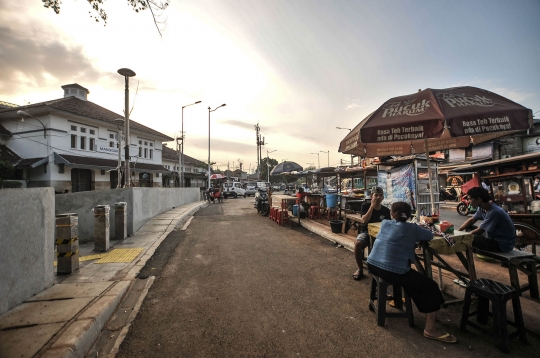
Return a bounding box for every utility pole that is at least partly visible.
[255,124,265,180]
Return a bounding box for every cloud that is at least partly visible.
[219,119,256,131]
[345,100,362,110]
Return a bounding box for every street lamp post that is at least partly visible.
[114,119,125,188]
[17,110,46,138]
[267,149,277,183]
[208,104,226,190]
[320,150,329,167]
[181,101,201,188]
[310,152,320,169]
[336,126,353,166]
[117,68,136,187]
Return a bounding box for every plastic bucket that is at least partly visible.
[329,220,343,233]
[292,205,298,216]
[326,194,338,208]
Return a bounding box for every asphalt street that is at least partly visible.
[116,198,540,357]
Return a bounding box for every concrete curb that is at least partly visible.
[41,281,130,358]
[299,220,355,252]
[39,201,208,358]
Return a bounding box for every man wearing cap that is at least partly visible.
[353,186,391,280]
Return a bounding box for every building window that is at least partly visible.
[144,141,148,146]
[80,136,86,150]
[71,135,77,148]
[71,125,77,131]
[81,127,86,133]
[150,143,153,147]
[110,141,115,148]
[149,149,153,159]
[139,140,142,145]
[58,163,65,173]
[89,138,95,151]
[139,147,142,157]
[144,148,148,158]
[156,173,159,178]
[110,134,114,139]
[89,129,95,135]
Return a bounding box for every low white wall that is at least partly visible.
[55,188,201,241]
[132,187,201,232]
[0,188,55,315]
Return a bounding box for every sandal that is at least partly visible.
[352,269,362,280]
[423,332,457,343]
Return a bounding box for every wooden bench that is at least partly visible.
[343,213,364,234]
[472,248,539,299]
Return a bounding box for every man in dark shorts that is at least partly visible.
[353,186,391,279]
[458,187,515,252]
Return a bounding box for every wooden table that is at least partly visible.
[272,194,297,209]
[343,213,364,234]
[368,222,477,285]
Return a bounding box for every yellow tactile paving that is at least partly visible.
[53,253,104,266]
[95,248,144,264]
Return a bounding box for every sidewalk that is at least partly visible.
[0,201,207,358]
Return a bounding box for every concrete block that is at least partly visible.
[115,202,127,240]
[56,240,79,254]
[94,205,110,252]
[57,253,80,275]
[55,213,78,241]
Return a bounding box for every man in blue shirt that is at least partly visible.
[457,187,516,252]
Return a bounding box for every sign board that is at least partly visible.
[97,145,119,155]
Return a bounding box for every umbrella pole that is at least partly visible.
[424,139,436,215]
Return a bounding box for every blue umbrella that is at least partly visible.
[270,161,303,175]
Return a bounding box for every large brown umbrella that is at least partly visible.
[339,86,533,212]
[341,86,533,158]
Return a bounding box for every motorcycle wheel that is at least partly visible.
[457,203,469,216]
[260,203,270,216]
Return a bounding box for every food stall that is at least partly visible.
[450,152,540,253]
[375,155,442,216]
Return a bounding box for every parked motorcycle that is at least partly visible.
[456,193,478,216]
[254,188,270,216]
[439,186,458,202]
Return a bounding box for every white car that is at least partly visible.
[223,182,246,198]
[245,185,257,197]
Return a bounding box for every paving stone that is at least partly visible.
[0,322,65,358]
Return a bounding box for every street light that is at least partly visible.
[320,150,329,167]
[208,104,226,190]
[310,152,320,169]
[117,68,136,187]
[17,110,46,138]
[114,118,125,188]
[267,149,277,182]
[336,126,353,165]
[181,100,201,188]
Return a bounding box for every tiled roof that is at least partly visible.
[0,97,173,141]
[54,153,168,173]
[0,145,20,164]
[16,157,48,169]
[0,123,12,137]
[0,100,19,109]
[161,145,206,167]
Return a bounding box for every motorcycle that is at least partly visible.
[439,186,458,202]
[254,188,270,216]
[456,193,478,216]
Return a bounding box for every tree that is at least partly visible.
[43,0,170,36]
[259,157,278,182]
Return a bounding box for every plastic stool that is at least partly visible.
[460,278,527,353]
[277,209,289,226]
[327,207,338,220]
[369,275,414,327]
[309,206,321,219]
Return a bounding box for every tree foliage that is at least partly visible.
[259,157,278,183]
[42,0,170,36]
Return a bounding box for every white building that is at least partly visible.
[161,145,208,188]
[0,84,172,192]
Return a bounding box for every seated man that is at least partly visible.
[457,187,516,253]
[353,186,391,280]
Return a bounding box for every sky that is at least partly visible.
[1,0,539,173]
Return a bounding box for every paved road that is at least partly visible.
[117,198,539,357]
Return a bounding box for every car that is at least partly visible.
[245,185,257,197]
[222,182,247,198]
[272,185,281,191]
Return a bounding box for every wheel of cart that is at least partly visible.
[514,222,540,270]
